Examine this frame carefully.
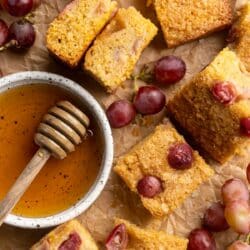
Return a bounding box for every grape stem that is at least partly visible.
[228,233,250,246]
[132,75,139,93]
[130,63,155,96]
[24,12,35,24]
[0,40,18,52]
[131,64,155,84]
[246,233,250,245]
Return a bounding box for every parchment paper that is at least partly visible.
[0,0,249,249]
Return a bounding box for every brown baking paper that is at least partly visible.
[0,0,249,249]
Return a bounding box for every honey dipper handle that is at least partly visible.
[0,148,50,226]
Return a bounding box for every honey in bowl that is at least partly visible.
[0,84,102,218]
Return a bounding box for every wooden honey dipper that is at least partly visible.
[0,101,90,226]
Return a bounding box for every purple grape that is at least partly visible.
[134,86,166,115]
[154,56,186,85]
[167,143,193,170]
[137,176,163,198]
[1,0,33,17]
[203,202,229,232]
[106,100,136,128]
[0,19,9,46]
[240,118,250,137]
[9,20,35,49]
[188,228,216,250]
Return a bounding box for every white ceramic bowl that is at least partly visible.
[0,71,113,229]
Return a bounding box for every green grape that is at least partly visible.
[221,178,249,205]
[224,200,250,234]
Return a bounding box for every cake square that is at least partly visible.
[114,123,214,218]
[167,48,250,163]
[31,220,98,250]
[84,7,158,93]
[46,0,117,68]
[154,0,233,48]
[112,218,188,250]
[231,2,250,71]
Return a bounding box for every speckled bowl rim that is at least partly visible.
[0,71,114,229]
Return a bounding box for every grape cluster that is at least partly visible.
[188,168,250,250]
[106,56,186,129]
[225,174,250,249]
[222,178,250,235]
[106,85,166,128]
[0,0,40,51]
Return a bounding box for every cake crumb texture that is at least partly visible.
[30,220,98,250]
[46,0,117,68]
[233,2,250,71]
[114,124,214,218]
[115,218,188,250]
[168,48,250,163]
[154,0,233,48]
[84,7,158,93]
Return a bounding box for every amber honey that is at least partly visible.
[0,84,102,217]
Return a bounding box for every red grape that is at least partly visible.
[203,202,229,232]
[221,178,249,205]
[105,224,128,250]
[154,56,186,85]
[211,81,237,105]
[247,163,250,184]
[0,19,9,47]
[58,233,81,250]
[106,100,136,128]
[167,143,193,170]
[137,176,163,198]
[188,228,216,250]
[224,200,250,234]
[1,0,33,16]
[133,86,166,115]
[228,241,250,250]
[240,118,250,137]
[9,20,35,49]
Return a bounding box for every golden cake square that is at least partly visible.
[154,0,233,48]
[84,7,158,93]
[114,124,214,217]
[168,48,250,163]
[46,0,117,68]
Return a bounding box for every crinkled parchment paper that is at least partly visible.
[0,0,249,249]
